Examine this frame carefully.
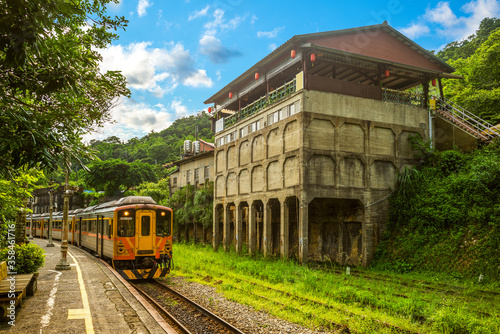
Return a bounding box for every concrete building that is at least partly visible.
[204,23,477,265]
[167,139,215,194]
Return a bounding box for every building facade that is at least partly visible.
[205,23,462,265]
[168,139,215,194]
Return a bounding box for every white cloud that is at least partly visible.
[425,2,458,27]
[269,43,278,51]
[82,97,174,142]
[137,0,152,17]
[400,22,431,39]
[183,69,213,87]
[257,26,284,38]
[199,34,241,63]
[198,9,244,63]
[250,15,258,24]
[189,5,210,20]
[413,0,500,41]
[204,9,244,34]
[170,99,190,119]
[99,42,212,96]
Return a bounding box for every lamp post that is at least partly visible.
[47,189,55,247]
[55,165,71,270]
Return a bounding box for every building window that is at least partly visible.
[204,166,210,180]
[172,177,177,186]
[267,111,280,126]
[194,168,200,182]
[186,170,191,184]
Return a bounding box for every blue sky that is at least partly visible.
[84,0,500,142]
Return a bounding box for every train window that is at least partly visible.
[156,210,171,237]
[91,220,96,233]
[141,216,151,236]
[108,219,112,239]
[117,209,135,237]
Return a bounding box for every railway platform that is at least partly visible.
[0,238,170,334]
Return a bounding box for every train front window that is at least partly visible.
[156,210,171,237]
[141,216,150,236]
[117,209,135,237]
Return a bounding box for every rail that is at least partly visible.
[132,280,246,334]
[223,78,296,129]
[382,87,425,107]
[436,97,500,141]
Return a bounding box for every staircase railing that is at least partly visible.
[435,97,500,141]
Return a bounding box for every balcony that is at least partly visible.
[222,77,297,129]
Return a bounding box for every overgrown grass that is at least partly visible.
[163,242,500,333]
[374,139,500,280]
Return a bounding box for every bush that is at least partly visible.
[0,243,45,274]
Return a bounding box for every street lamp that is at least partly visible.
[55,164,72,271]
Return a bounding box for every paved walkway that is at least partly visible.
[0,238,170,334]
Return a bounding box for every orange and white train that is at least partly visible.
[27,196,172,280]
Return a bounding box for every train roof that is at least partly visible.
[114,196,157,206]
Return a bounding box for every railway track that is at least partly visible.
[189,272,426,334]
[131,280,246,334]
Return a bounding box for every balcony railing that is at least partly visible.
[382,87,425,108]
[223,78,296,129]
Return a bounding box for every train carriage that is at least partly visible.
[27,196,172,280]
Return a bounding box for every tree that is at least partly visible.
[81,159,157,196]
[0,0,130,178]
[132,178,170,205]
[443,29,500,123]
[0,169,45,245]
[438,17,500,62]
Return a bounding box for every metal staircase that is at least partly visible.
[434,97,500,142]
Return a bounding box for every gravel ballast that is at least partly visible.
[160,276,331,334]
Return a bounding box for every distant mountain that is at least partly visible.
[88,111,213,166]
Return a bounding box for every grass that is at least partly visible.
[162,242,500,333]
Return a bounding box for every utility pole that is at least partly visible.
[47,189,54,247]
[56,165,71,270]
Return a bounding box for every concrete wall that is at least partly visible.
[170,152,214,192]
[213,89,427,265]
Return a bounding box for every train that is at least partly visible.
[26,196,172,280]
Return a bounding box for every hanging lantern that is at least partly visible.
[432,79,437,86]
[291,49,296,58]
[208,107,212,113]
[310,53,316,62]
[385,69,390,77]
[229,92,233,99]
[255,72,259,80]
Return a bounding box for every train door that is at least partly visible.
[78,217,82,246]
[71,217,75,245]
[136,211,154,254]
[100,218,104,258]
[95,216,100,257]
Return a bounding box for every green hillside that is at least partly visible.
[88,111,213,165]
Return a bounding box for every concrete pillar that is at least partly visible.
[363,203,373,266]
[280,199,289,259]
[263,202,272,257]
[213,203,220,251]
[223,204,231,251]
[235,203,243,254]
[299,201,308,263]
[248,203,256,256]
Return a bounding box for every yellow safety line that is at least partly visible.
[67,251,95,334]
